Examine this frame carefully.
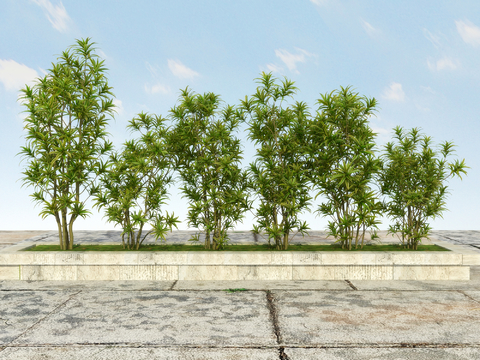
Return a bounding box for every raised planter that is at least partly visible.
[0,238,477,281]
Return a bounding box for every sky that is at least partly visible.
[0,0,479,232]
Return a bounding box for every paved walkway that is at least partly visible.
[0,230,479,359]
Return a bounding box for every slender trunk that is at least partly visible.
[136,223,144,250]
[68,215,76,250]
[273,205,280,250]
[62,209,69,250]
[55,213,64,250]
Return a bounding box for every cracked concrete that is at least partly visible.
[0,231,479,359]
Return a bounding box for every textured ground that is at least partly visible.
[0,230,479,359]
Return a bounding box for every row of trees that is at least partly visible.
[19,38,469,250]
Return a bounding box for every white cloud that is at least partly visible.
[274,47,315,74]
[265,63,283,73]
[31,0,71,33]
[423,28,441,49]
[145,83,170,95]
[456,20,480,46]
[145,61,158,77]
[0,59,39,92]
[382,82,405,102]
[361,20,379,37]
[421,86,436,94]
[38,67,48,76]
[310,0,329,6]
[427,57,457,71]
[167,59,199,79]
[97,50,108,60]
[113,99,124,115]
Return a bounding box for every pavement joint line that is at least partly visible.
[1,288,479,292]
[345,279,358,290]
[266,290,283,346]
[4,290,83,347]
[1,343,480,349]
[168,280,178,290]
[457,290,480,304]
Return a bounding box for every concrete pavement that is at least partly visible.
[0,231,479,359]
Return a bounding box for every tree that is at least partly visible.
[168,89,252,250]
[93,113,180,250]
[19,38,114,250]
[378,126,469,249]
[306,86,383,250]
[239,73,312,250]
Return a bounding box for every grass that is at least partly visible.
[24,243,449,252]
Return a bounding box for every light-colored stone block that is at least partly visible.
[237,265,292,280]
[178,265,238,280]
[136,253,156,265]
[81,253,125,265]
[77,265,120,281]
[0,253,34,265]
[392,253,463,265]
[374,253,394,265]
[270,253,292,265]
[463,254,480,265]
[152,252,189,265]
[21,265,77,280]
[54,253,84,265]
[320,253,377,265]
[291,252,322,265]
[33,253,57,264]
[292,265,393,280]
[119,265,156,280]
[292,265,336,280]
[393,266,470,280]
[338,265,393,280]
[154,265,178,280]
[224,252,274,265]
[186,252,226,265]
[0,265,20,280]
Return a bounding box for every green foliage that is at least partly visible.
[306,86,383,250]
[168,88,252,250]
[239,73,312,250]
[378,126,469,249]
[18,38,114,250]
[93,112,180,250]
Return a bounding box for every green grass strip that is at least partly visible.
[24,243,449,252]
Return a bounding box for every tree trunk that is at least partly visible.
[62,209,69,250]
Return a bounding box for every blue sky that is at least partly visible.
[1,0,478,231]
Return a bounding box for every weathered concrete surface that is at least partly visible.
[0,290,80,344]
[0,230,479,359]
[0,280,174,291]
[275,290,480,345]
[284,347,480,359]
[0,231,50,245]
[8,291,276,347]
[0,347,279,360]
[1,285,480,359]
[173,280,352,290]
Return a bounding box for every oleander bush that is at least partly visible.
[19,38,469,250]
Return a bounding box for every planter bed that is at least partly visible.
[0,238,477,281]
[24,243,449,252]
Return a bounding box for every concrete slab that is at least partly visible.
[9,291,276,347]
[0,346,279,360]
[0,231,51,245]
[0,290,80,344]
[284,347,480,359]
[274,290,480,345]
[173,280,352,290]
[0,280,174,291]
[350,280,480,291]
[463,291,480,303]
